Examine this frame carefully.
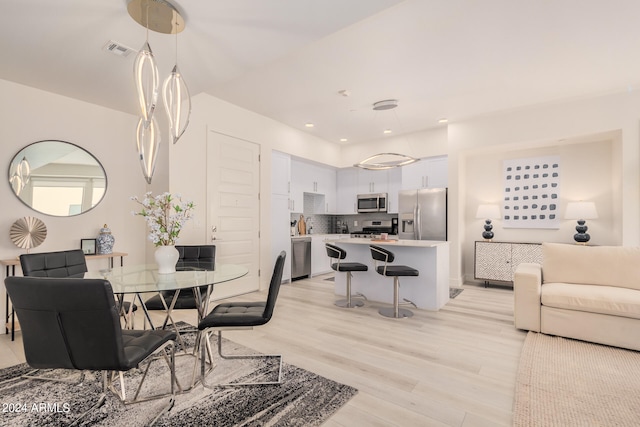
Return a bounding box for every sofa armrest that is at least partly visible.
[514,262,542,331]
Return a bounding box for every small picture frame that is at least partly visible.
[81,238,97,255]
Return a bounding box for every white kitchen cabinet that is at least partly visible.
[271,151,291,196]
[401,155,448,189]
[358,169,388,194]
[474,241,542,286]
[290,158,337,214]
[271,193,292,282]
[386,167,401,213]
[337,168,358,214]
[311,235,333,276]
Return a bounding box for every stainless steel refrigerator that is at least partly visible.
[398,188,448,241]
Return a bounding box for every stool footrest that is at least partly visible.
[335,299,364,308]
[379,307,413,318]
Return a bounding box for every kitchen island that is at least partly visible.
[326,238,450,311]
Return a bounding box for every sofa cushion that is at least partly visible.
[542,282,640,320]
[542,242,640,290]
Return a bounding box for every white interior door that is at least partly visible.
[207,131,260,300]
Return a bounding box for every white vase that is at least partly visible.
[155,245,179,274]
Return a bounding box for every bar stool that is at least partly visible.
[325,243,368,308]
[369,245,418,318]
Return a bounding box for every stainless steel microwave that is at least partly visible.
[357,193,388,213]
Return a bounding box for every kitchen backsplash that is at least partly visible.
[290,194,397,235]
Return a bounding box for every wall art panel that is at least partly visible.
[503,155,560,229]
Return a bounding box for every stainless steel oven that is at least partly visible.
[357,193,387,213]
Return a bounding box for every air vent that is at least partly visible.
[103,40,135,58]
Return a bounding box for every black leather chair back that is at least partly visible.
[370,245,395,263]
[5,277,128,371]
[325,243,346,260]
[20,249,87,278]
[145,245,217,310]
[176,245,215,270]
[263,251,286,322]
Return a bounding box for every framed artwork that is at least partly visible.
[502,155,561,229]
[81,238,97,255]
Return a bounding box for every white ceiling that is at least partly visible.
[4,0,640,145]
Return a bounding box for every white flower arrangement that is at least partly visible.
[131,192,195,247]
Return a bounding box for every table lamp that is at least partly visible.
[476,204,501,241]
[564,201,598,244]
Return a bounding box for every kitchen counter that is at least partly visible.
[326,237,444,247]
[326,238,450,311]
[291,233,349,240]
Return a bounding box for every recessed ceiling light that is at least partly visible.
[340,138,348,142]
[305,123,314,128]
[383,129,392,134]
[438,118,448,124]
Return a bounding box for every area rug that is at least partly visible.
[449,288,463,298]
[513,332,640,426]
[0,323,357,426]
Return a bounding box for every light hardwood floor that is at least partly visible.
[0,275,526,426]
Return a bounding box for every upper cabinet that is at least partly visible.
[336,168,358,214]
[271,151,291,196]
[386,167,401,214]
[273,153,448,216]
[401,155,448,190]
[336,167,401,214]
[357,169,388,194]
[290,158,337,214]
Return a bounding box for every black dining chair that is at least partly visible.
[197,251,286,388]
[145,245,216,311]
[4,276,177,425]
[20,249,138,328]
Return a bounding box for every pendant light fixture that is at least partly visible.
[128,0,189,183]
[354,99,419,170]
[162,19,191,144]
[131,2,159,129]
[136,117,159,184]
[354,153,419,170]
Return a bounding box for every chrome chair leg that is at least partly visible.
[379,277,414,318]
[199,329,282,389]
[335,272,365,308]
[22,369,86,384]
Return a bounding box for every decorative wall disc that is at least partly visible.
[10,216,47,250]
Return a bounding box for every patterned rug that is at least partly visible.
[514,332,640,426]
[449,288,463,298]
[0,324,357,426]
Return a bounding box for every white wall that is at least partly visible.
[0,80,149,264]
[461,136,619,282]
[448,91,640,285]
[0,79,152,328]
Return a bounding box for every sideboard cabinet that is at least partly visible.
[474,241,542,286]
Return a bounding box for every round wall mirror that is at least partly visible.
[8,140,107,217]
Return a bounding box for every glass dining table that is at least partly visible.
[86,263,249,332]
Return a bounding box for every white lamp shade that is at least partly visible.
[564,202,598,220]
[476,204,501,220]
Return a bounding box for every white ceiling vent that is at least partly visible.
[103,40,135,58]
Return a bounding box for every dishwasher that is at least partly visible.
[291,237,311,280]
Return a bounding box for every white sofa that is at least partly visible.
[514,242,640,351]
